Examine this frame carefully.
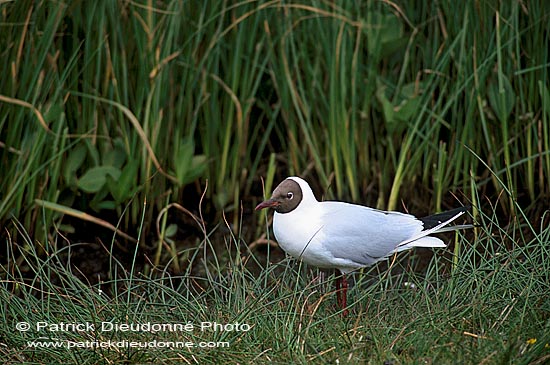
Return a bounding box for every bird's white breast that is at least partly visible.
[272,204,338,268]
[273,202,356,268]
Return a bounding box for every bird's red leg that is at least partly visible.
[335,271,349,317]
[341,273,348,316]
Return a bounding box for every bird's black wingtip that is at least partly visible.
[419,205,472,230]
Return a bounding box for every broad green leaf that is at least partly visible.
[64,143,87,185]
[487,75,515,121]
[188,155,207,180]
[89,187,111,212]
[376,80,423,133]
[44,102,63,124]
[395,97,421,122]
[109,160,139,203]
[174,138,206,186]
[165,224,178,238]
[93,200,116,210]
[103,139,127,168]
[376,84,397,132]
[366,11,405,62]
[77,166,121,193]
[84,139,101,166]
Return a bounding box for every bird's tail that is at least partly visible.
[419,206,472,231]
[396,206,472,250]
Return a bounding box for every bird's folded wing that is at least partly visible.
[319,202,423,265]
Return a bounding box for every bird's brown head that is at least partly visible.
[255,178,303,214]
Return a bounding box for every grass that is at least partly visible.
[1,190,549,364]
[1,1,549,363]
[1,1,549,241]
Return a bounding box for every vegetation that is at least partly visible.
[0,0,549,363]
[1,200,549,364]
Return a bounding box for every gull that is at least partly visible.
[255,176,471,316]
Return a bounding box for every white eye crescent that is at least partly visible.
[287,192,294,199]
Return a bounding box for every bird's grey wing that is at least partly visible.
[318,202,423,265]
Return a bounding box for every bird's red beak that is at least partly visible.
[255,199,280,211]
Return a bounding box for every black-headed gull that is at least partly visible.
[256,176,471,315]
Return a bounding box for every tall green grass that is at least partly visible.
[1,1,548,252]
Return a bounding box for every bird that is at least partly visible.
[255,176,471,316]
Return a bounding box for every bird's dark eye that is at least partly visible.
[287,192,294,199]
